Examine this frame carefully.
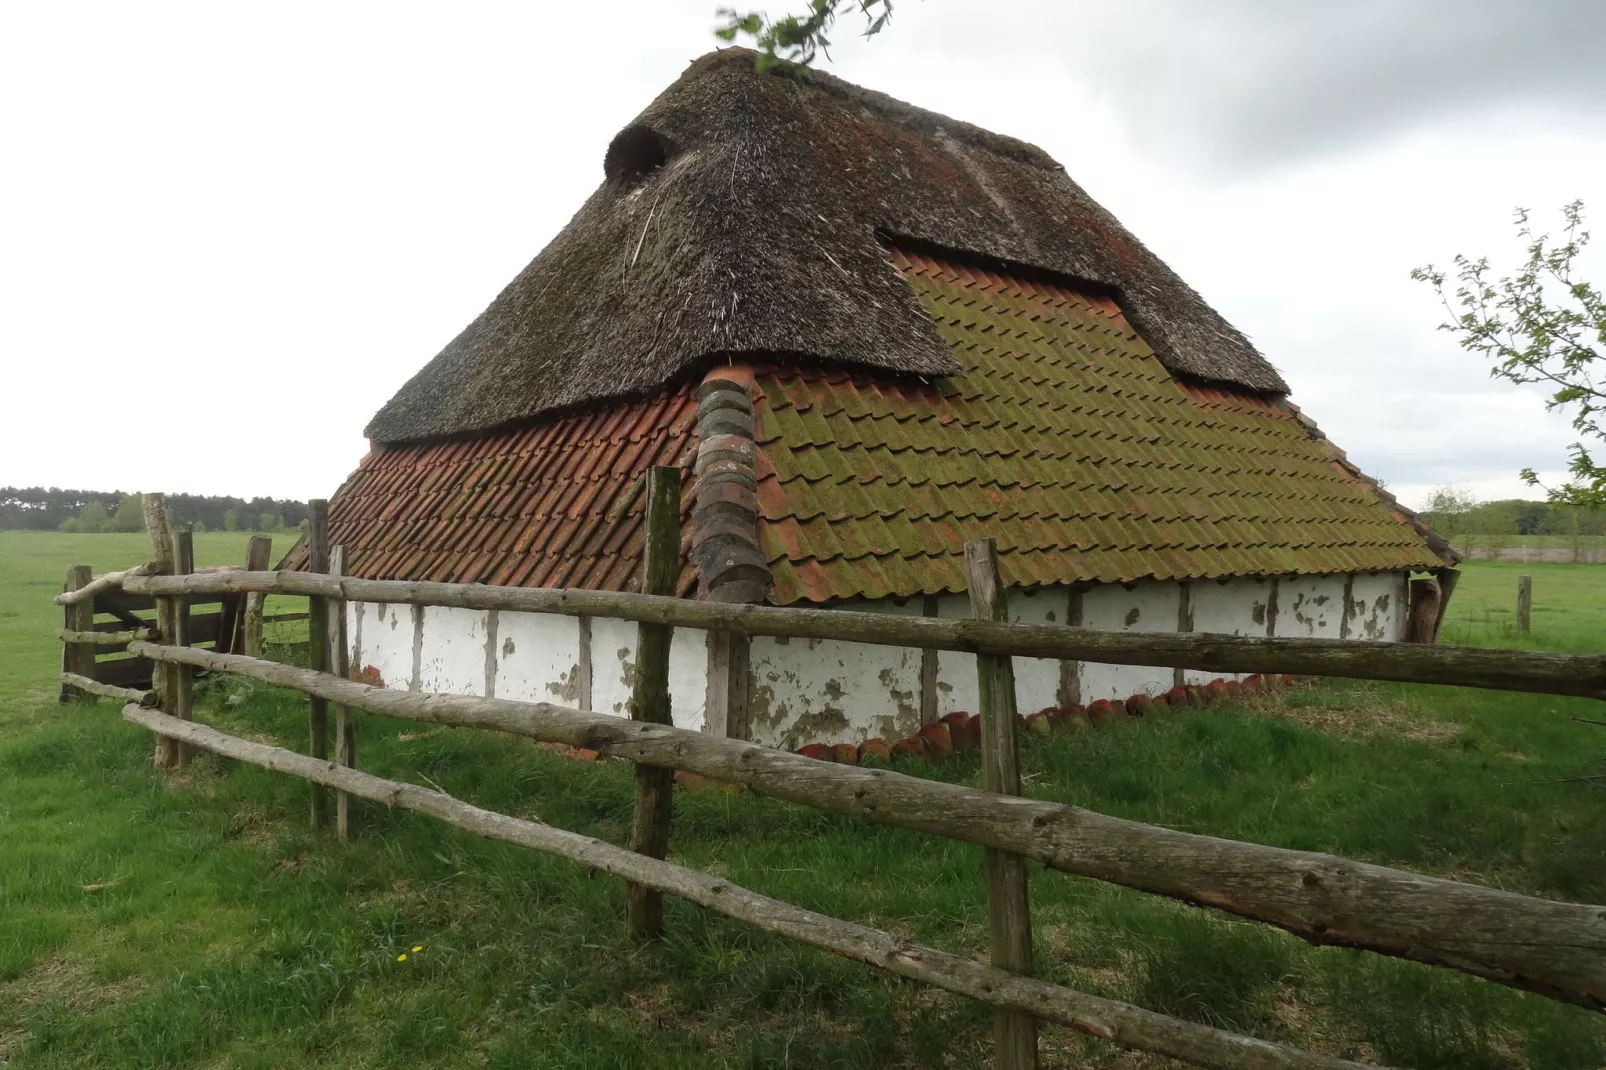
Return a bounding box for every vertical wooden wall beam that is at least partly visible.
[1173,582,1193,688]
[919,594,940,725]
[169,528,195,770]
[1338,575,1356,641]
[306,500,331,828]
[1517,574,1533,636]
[61,564,94,700]
[705,632,751,740]
[143,494,180,769]
[1056,586,1084,708]
[626,466,680,940]
[329,545,357,841]
[964,539,1039,1070]
[577,616,594,711]
[241,535,273,657]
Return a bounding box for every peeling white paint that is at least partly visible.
[1277,575,1348,639]
[494,611,581,705]
[416,606,489,695]
[1347,572,1408,641]
[668,628,709,734]
[932,593,980,718]
[1006,587,1062,715]
[347,570,1414,747]
[353,601,414,692]
[748,598,924,749]
[1078,582,1182,701]
[1183,577,1274,684]
[588,616,638,717]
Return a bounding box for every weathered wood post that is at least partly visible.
[170,528,195,770]
[1517,575,1533,636]
[142,494,183,769]
[625,465,680,939]
[60,564,94,700]
[240,535,273,656]
[1405,576,1442,644]
[306,500,332,828]
[964,538,1038,1070]
[330,545,356,841]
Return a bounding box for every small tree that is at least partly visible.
[110,493,145,533]
[1413,202,1604,509]
[259,512,281,532]
[223,508,241,532]
[1422,484,1479,550]
[75,501,110,534]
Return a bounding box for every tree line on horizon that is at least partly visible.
[1418,489,1605,549]
[0,487,311,535]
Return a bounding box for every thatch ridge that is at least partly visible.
[368,49,1287,443]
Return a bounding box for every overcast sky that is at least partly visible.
[4,0,1604,510]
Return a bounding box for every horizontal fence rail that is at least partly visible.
[123,703,1381,1070]
[53,564,150,606]
[57,627,155,646]
[123,572,1606,701]
[59,672,157,707]
[128,639,1606,1011]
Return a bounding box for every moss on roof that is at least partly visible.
[367,49,1287,444]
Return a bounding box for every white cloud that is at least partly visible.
[1,1,1602,504]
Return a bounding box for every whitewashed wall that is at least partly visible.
[345,603,708,733]
[345,570,1411,749]
[1182,577,1274,685]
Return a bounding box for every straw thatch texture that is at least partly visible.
[367,49,1288,444]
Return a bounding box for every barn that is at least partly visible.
[298,50,1457,749]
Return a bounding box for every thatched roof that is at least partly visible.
[367,49,1289,444]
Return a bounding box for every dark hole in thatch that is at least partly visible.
[604,124,673,185]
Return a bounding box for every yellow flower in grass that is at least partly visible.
[396,954,407,962]
[412,945,423,953]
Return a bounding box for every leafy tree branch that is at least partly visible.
[1413,201,1605,508]
[716,0,893,69]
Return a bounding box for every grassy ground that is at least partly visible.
[1,534,1603,1068]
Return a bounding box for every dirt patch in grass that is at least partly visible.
[1,954,146,1013]
[1252,691,1461,744]
[226,802,285,846]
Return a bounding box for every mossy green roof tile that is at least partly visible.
[751,247,1444,605]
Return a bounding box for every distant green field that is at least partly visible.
[0,531,303,699]
[1,536,1602,1068]
[1439,559,1606,653]
[1454,534,1606,551]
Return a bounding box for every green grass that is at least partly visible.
[1,536,1603,1068]
[1439,559,1606,653]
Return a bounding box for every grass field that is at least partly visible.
[1,531,1603,1068]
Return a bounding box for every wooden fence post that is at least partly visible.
[330,545,356,841]
[223,534,273,654]
[625,466,680,940]
[170,528,195,770]
[1517,575,1532,636]
[964,538,1038,1070]
[306,500,332,828]
[61,565,94,700]
[241,535,273,656]
[142,495,182,769]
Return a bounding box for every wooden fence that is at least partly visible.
[58,530,306,703]
[55,489,1606,1070]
